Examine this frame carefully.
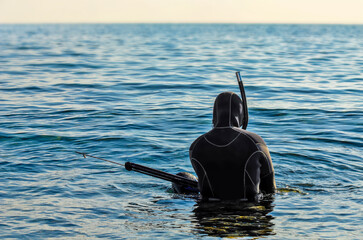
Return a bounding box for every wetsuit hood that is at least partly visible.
[212,92,243,128]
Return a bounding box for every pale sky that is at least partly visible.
[0,0,362,24]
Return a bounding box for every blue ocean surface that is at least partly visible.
[0,24,362,239]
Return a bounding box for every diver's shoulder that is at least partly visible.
[232,127,267,145]
[189,132,208,151]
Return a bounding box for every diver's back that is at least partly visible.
[190,127,263,200]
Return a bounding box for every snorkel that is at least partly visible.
[236,72,248,130]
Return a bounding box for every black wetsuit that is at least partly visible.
[189,92,276,201]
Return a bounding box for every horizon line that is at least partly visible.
[1,22,363,25]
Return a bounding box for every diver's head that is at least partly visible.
[212,92,243,128]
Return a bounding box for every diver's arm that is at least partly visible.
[258,144,276,194]
[239,130,276,193]
[260,171,276,194]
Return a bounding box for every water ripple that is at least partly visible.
[0,23,362,239]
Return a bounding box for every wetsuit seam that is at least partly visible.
[245,171,257,188]
[245,151,263,167]
[191,159,206,191]
[261,173,272,179]
[231,128,259,150]
[203,133,241,147]
[191,158,215,197]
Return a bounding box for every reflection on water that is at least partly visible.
[277,187,307,195]
[192,197,275,238]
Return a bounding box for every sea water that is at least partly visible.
[0,24,362,239]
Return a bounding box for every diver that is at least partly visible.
[189,92,276,201]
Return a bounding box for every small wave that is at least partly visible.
[53,83,105,88]
[15,45,49,50]
[347,77,363,82]
[131,83,218,90]
[0,70,29,75]
[287,88,339,95]
[22,229,75,238]
[29,217,79,228]
[297,137,362,148]
[0,133,76,143]
[62,51,95,57]
[0,86,47,92]
[53,109,98,114]
[27,63,102,69]
[308,57,332,61]
[4,162,43,174]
